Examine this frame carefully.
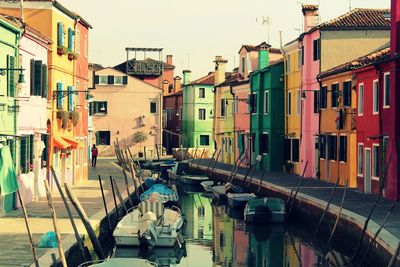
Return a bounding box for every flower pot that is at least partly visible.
[68,53,74,60]
[57,47,65,55]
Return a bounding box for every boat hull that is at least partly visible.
[244,211,285,223]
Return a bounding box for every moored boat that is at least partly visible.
[200,180,214,192]
[226,193,256,209]
[79,258,158,267]
[179,174,209,185]
[244,197,286,223]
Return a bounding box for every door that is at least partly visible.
[314,137,319,178]
[364,148,371,193]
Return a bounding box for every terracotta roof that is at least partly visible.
[318,46,390,79]
[0,13,21,30]
[269,48,282,54]
[188,72,234,86]
[302,4,319,14]
[319,8,390,30]
[239,42,278,53]
[216,72,243,87]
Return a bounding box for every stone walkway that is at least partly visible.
[191,159,400,262]
[0,158,132,267]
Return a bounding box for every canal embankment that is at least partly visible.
[190,158,400,266]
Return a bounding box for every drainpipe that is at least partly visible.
[279,31,288,138]
[316,76,323,180]
[230,84,235,159]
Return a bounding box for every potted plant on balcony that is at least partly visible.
[132,131,147,158]
[57,110,70,129]
[57,46,68,55]
[283,161,294,174]
[69,110,79,126]
[67,51,78,60]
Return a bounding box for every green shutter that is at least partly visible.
[56,82,62,109]
[42,64,48,98]
[20,137,27,173]
[34,60,43,96]
[68,28,73,50]
[30,59,35,95]
[94,75,99,85]
[68,86,73,111]
[122,76,128,85]
[7,55,16,97]
[29,135,34,169]
[108,75,114,85]
[57,22,63,46]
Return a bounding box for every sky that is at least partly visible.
[61,0,390,80]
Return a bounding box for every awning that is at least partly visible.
[54,137,71,149]
[62,136,83,149]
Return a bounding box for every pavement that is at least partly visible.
[191,158,400,262]
[0,158,134,267]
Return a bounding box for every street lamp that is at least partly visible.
[0,67,26,96]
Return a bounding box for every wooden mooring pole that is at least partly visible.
[328,178,349,247]
[98,175,112,231]
[205,149,217,174]
[111,177,128,215]
[64,183,106,260]
[190,146,199,167]
[44,180,67,267]
[17,190,39,267]
[122,169,134,207]
[51,166,88,262]
[256,171,265,193]
[109,175,119,217]
[286,161,308,217]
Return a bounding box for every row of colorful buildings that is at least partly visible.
[162,1,400,201]
[0,0,91,214]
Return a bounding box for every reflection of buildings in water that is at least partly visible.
[212,205,235,266]
[233,220,249,266]
[181,193,212,241]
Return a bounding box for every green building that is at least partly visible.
[250,46,284,171]
[0,15,22,214]
[182,70,215,152]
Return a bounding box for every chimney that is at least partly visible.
[162,80,169,94]
[214,56,228,85]
[166,55,173,65]
[302,4,319,32]
[183,70,191,86]
[258,42,271,70]
[174,76,181,93]
[391,0,400,56]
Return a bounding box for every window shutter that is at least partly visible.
[30,59,35,96]
[42,64,48,98]
[94,75,99,85]
[56,82,62,109]
[68,86,73,111]
[68,28,74,50]
[122,75,128,85]
[57,22,64,46]
[7,55,16,97]
[108,75,114,85]
[34,60,43,96]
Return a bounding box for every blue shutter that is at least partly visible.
[60,83,64,109]
[68,28,74,50]
[57,22,64,46]
[68,86,73,111]
[56,82,62,109]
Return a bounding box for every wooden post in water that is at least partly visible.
[155,144,160,161]
[51,166,88,262]
[328,178,349,247]
[206,149,217,174]
[64,183,105,260]
[98,175,112,231]
[227,156,241,183]
[109,175,119,217]
[314,176,341,237]
[183,147,190,161]
[112,177,128,214]
[209,149,221,176]
[17,190,39,267]
[286,161,308,217]
[122,170,134,207]
[44,180,67,267]
[256,171,266,193]
[242,155,261,186]
[246,155,263,188]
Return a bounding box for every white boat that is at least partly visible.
[80,258,157,267]
[168,162,209,185]
[226,193,256,209]
[244,197,286,223]
[113,201,184,248]
[200,181,214,192]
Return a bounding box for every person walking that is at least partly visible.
[91,144,98,167]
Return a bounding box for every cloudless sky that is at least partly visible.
[61,0,390,79]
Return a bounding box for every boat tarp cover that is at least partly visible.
[140,184,178,203]
[247,198,284,212]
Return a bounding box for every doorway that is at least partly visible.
[364,148,371,193]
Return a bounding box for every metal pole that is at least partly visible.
[50,166,88,262]
[122,169,134,207]
[314,176,341,237]
[17,190,39,267]
[44,180,67,267]
[112,177,128,215]
[98,175,112,231]
[328,178,349,247]
[256,171,265,193]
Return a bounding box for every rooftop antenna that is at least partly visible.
[349,0,352,11]
[260,16,271,44]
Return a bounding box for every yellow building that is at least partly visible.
[0,1,91,186]
[283,39,302,174]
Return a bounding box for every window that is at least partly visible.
[241,57,245,73]
[57,22,64,46]
[301,46,304,65]
[68,28,74,51]
[220,99,226,116]
[284,138,299,162]
[56,82,63,109]
[7,55,16,97]
[320,86,327,109]
[358,84,364,115]
[199,88,205,98]
[372,145,379,178]
[314,91,319,113]
[286,55,291,73]
[114,76,123,85]
[84,34,88,57]
[264,91,269,114]
[96,131,110,145]
[298,49,302,69]
[292,139,299,162]
[296,89,301,114]
[99,75,108,85]
[251,133,256,153]
[384,73,390,107]
[284,139,291,161]
[199,135,209,146]
[343,81,352,107]
[331,83,339,108]
[373,80,378,114]
[31,60,48,98]
[234,96,239,113]
[320,135,326,159]
[150,102,157,114]
[327,135,337,161]
[339,136,347,162]
[249,93,257,114]
[260,133,269,154]
[287,91,292,115]
[313,38,320,61]
[93,101,107,114]
[198,109,206,120]
[358,144,364,175]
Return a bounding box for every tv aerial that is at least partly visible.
[256,16,271,43]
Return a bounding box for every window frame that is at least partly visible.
[331,83,339,109]
[260,132,269,155]
[199,87,206,99]
[372,143,379,180]
[150,101,157,114]
[114,76,124,85]
[373,79,379,114]
[358,83,364,116]
[320,85,327,109]
[357,143,364,176]
[93,101,108,115]
[264,91,269,114]
[313,38,320,61]
[198,108,206,120]
[199,135,210,146]
[339,135,347,163]
[220,98,226,117]
[342,80,352,107]
[97,130,111,146]
[383,72,390,108]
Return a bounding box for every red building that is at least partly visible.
[163,91,183,154]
